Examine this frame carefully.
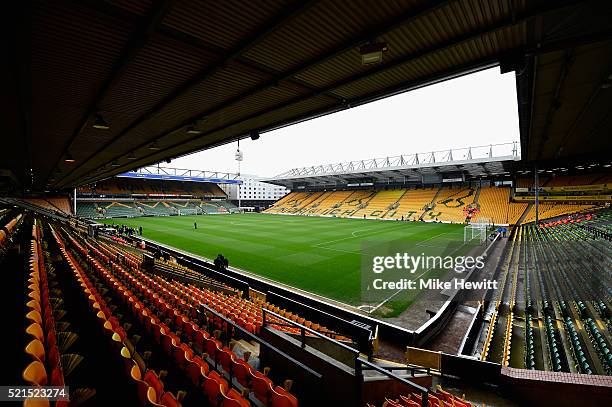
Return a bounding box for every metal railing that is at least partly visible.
[356,357,429,407]
[263,309,431,406]
[200,304,322,381]
[271,142,519,179]
[262,308,361,356]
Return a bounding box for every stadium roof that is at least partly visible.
[117,166,242,184]
[3,0,612,191]
[264,142,520,187]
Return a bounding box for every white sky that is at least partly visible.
[168,67,519,178]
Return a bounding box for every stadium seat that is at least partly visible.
[250,369,273,405]
[271,384,298,407]
[202,370,228,406]
[220,388,251,407]
[23,398,51,407]
[25,339,46,363]
[23,360,47,386]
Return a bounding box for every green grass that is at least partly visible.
[100,214,467,317]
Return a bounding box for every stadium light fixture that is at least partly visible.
[64,152,76,163]
[148,141,161,150]
[360,42,388,65]
[92,114,110,130]
[127,152,137,160]
[111,161,120,167]
[186,125,202,135]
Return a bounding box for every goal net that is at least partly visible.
[178,208,200,216]
[464,218,492,243]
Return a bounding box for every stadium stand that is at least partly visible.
[427,187,475,223]
[76,200,238,219]
[390,188,438,221]
[5,1,612,405]
[546,173,606,187]
[25,198,73,216]
[520,204,596,224]
[471,186,510,225]
[477,207,612,377]
[265,171,611,225]
[361,189,406,219]
[79,178,226,198]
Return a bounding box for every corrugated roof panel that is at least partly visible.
[108,0,153,16]
[243,0,432,74]
[163,0,288,50]
[100,35,220,117]
[31,2,132,107]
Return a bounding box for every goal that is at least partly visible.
[464,218,493,243]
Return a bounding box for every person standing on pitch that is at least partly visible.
[194,221,197,229]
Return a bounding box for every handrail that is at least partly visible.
[262,308,361,356]
[356,357,429,407]
[200,304,322,380]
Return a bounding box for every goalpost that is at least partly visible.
[177,208,199,216]
[464,218,493,243]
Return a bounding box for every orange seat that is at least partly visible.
[130,363,151,406]
[23,360,48,386]
[26,310,43,325]
[23,398,50,407]
[25,339,46,363]
[27,299,42,313]
[144,370,165,401]
[26,322,44,342]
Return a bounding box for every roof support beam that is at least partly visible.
[535,50,574,160]
[58,0,319,185]
[71,1,586,188]
[46,0,176,184]
[73,0,343,102]
[56,0,452,186]
[61,1,597,188]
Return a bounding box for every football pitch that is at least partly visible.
[100,214,467,317]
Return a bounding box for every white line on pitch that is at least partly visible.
[368,242,466,314]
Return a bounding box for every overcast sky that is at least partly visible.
[168,67,519,178]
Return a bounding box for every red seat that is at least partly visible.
[218,347,235,374]
[231,359,253,388]
[144,370,164,403]
[220,388,250,407]
[202,371,228,406]
[271,385,298,407]
[185,355,209,387]
[250,371,273,405]
[205,338,221,362]
[174,344,193,370]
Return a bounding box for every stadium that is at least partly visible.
[2,1,612,406]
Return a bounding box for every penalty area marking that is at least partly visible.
[366,241,467,314]
[313,223,408,249]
